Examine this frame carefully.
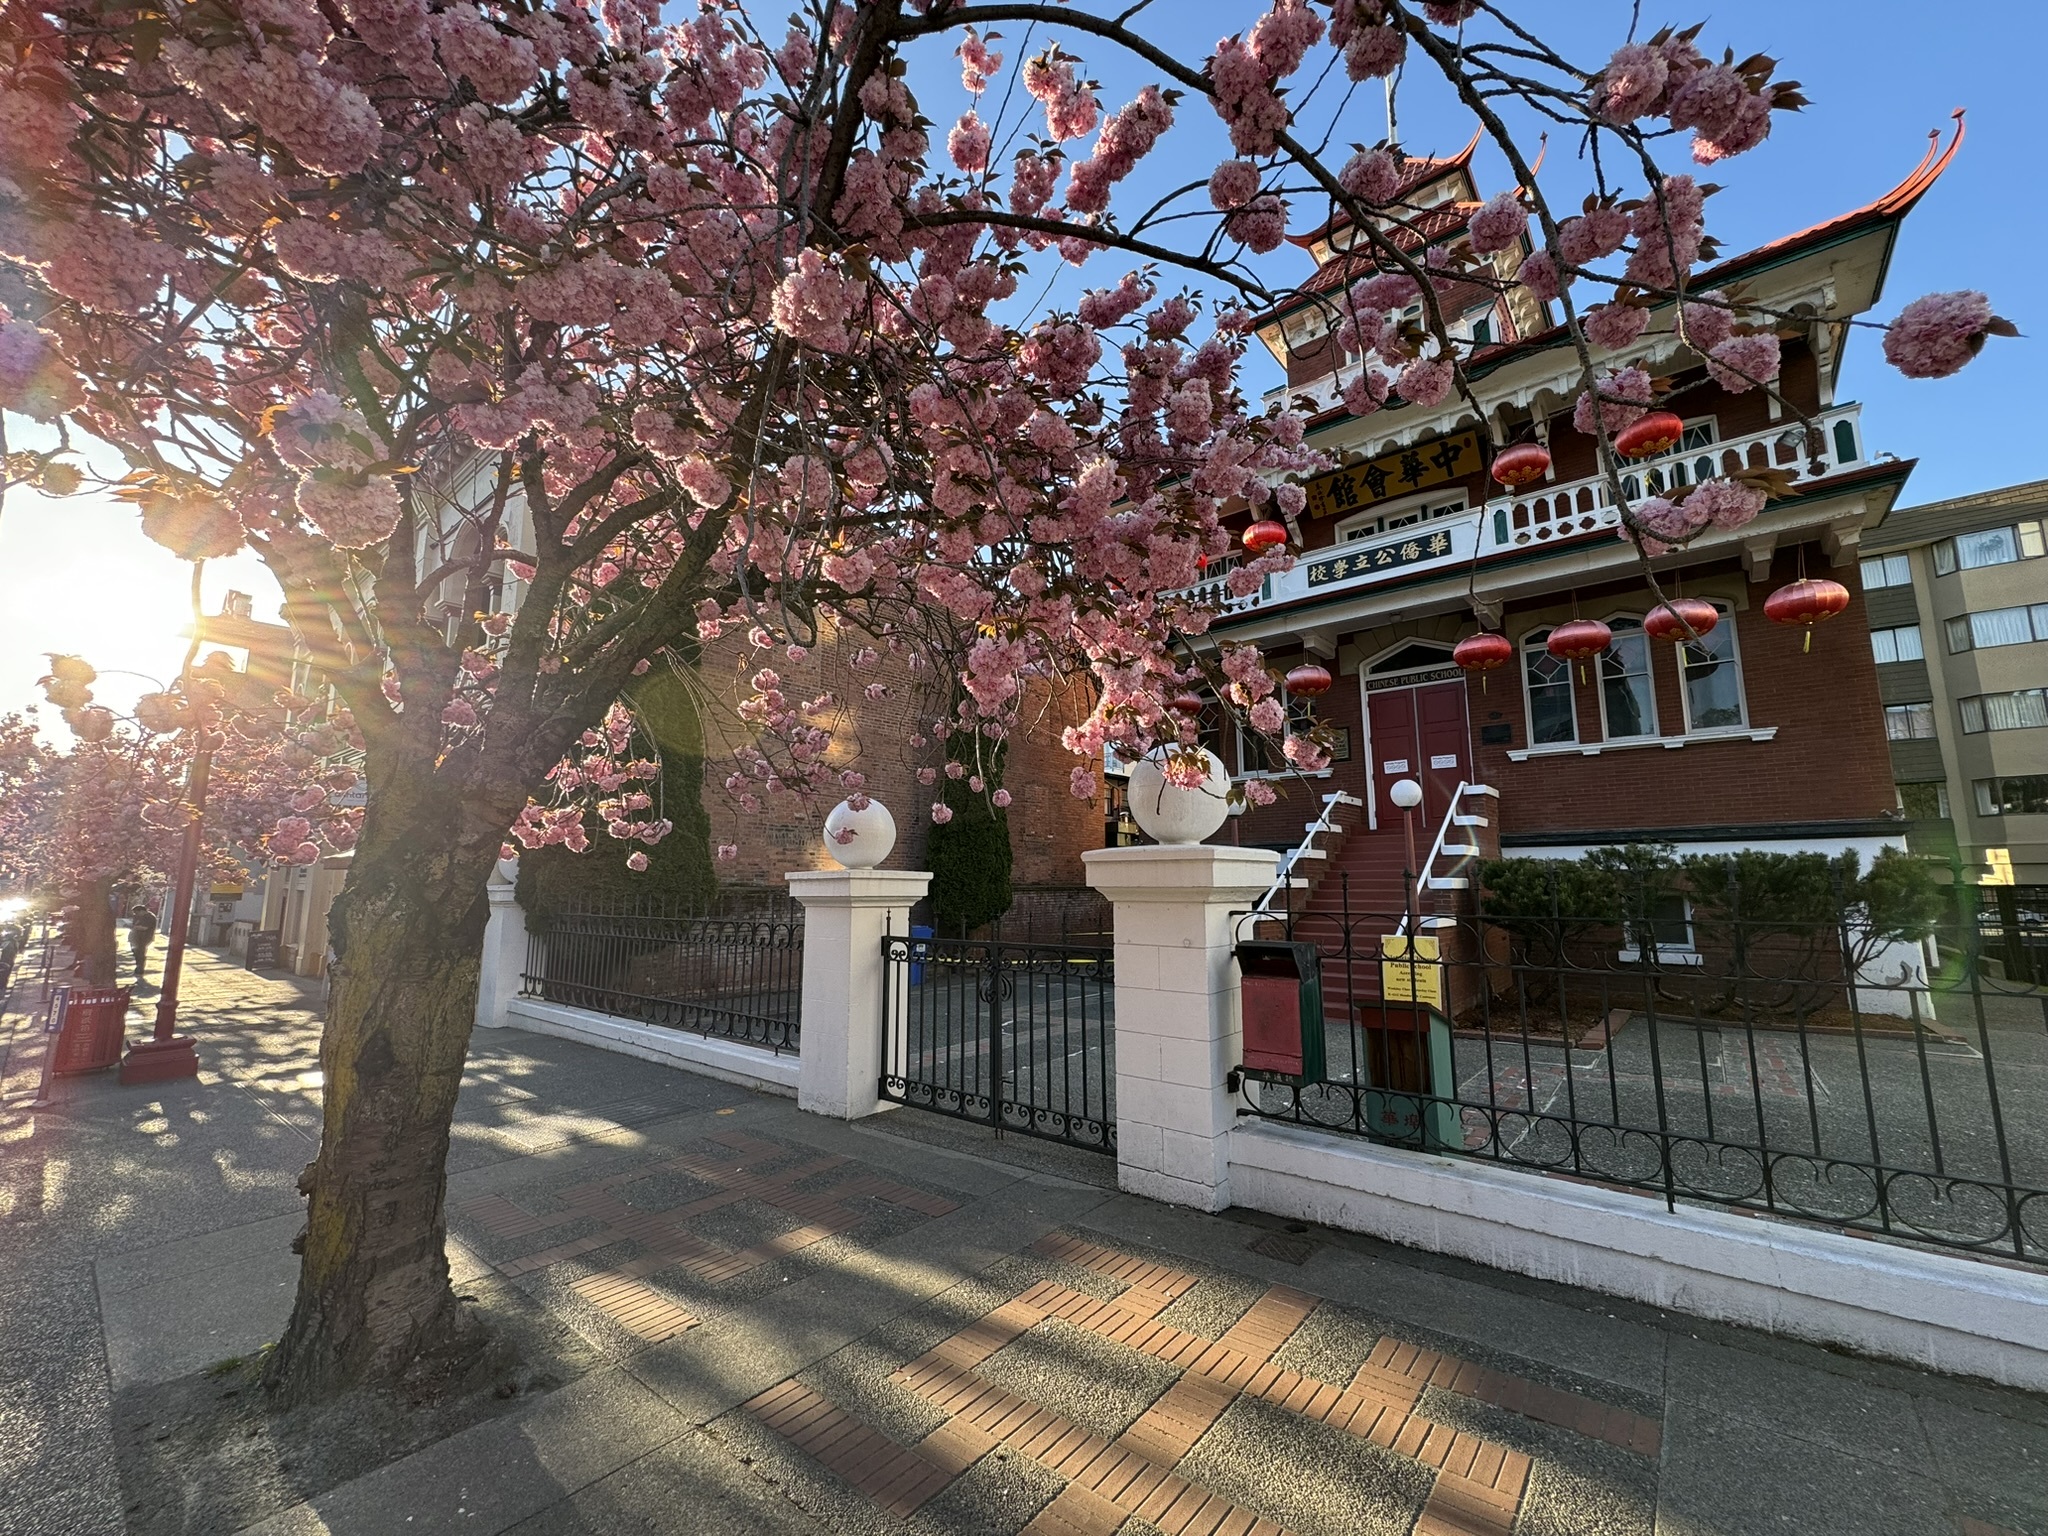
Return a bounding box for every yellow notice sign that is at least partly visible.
[1983,848,2016,886]
[1381,934,1444,1008]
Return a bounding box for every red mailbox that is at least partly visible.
[1236,940,1328,1080]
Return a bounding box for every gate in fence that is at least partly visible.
[1235,872,2048,1267]
[522,900,803,1053]
[878,931,1116,1152]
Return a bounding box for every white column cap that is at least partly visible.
[1083,844,1278,905]
[785,868,933,909]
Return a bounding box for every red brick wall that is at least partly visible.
[1475,545,1895,839]
[1226,663,1374,849]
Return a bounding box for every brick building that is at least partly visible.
[1177,122,1966,927]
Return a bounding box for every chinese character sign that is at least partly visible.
[1305,524,1464,590]
[1302,431,1480,521]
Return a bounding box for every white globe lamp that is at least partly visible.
[1124,746,1232,846]
[823,797,897,869]
[1389,778,1423,810]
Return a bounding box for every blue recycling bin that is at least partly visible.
[909,924,934,986]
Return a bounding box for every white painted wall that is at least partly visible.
[1229,1120,2048,1392]
[502,997,797,1097]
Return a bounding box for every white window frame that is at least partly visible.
[1860,552,1913,590]
[1676,601,1748,734]
[1869,625,1924,664]
[1520,629,1579,747]
[1619,893,1702,966]
[1595,616,1660,741]
[1335,487,1469,544]
[1885,702,1936,741]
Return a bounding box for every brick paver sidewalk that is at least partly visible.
[2,946,2044,1535]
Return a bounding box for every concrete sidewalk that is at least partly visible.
[2,947,2044,1536]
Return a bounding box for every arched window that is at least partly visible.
[1521,629,1578,745]
[1833,418,1859,466]
[1679,602,1748,731]
[1597,618,1658,740]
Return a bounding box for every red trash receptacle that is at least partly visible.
[51,986,130,1074]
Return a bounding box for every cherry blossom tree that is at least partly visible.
[0,0,2000,1402]
[0,656,345,982]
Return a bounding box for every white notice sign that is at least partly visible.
[1383,759,1409,773]
[1430,754,1459,769]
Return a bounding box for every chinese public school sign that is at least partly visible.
[1306,525,1460,589]
[1303,430,1479,522]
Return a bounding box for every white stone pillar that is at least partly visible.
[474,861,528,1031]
[788,868,932,1120]
[1085,844,1280,1212]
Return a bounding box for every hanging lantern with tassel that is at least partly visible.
[1547,618,1612,685]
[1644,598,1720,645]
[1764,577,1850,652]
[1453,631,1513,692]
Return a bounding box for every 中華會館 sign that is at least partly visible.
[1302,430,1480,522]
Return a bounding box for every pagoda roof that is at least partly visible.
[1285,129,1484,251]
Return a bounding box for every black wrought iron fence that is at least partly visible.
[879,931,1116,1152]
[1236,873,2048,1266]
[521,901,802,1053]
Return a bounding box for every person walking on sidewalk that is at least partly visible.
[127,906,158,983]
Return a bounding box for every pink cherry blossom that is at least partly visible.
[947,112,992,175]
[1680,298,1735,354]
[1516,250,1562,304]
[1630,495,1709,544]
[1584,302,1650,352]
[1882,292,2004,379]
[1396,356,1455,408]
[1687,476,1769,530]
[1226,195,1288,253]
[1338,148,1403,205]
[1556,208,1631,267]
[626,850,649,871]
[1572,366,1653,434]
[1208,160,1261,211]
[1467,192,1528,257]
[1706,333,1781,393]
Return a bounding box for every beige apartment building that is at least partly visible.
[1861,478,2048,888]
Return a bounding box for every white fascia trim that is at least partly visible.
[504,997,798,1097]
[1506,727,1777,762]
[1227,1120,2048,1392]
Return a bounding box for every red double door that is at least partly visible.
[1365,680,1473,829]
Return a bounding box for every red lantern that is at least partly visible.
[1764,577,1850,652]
[1490,443,1552,488]
[1613,410,1685,460]
[1453,632,1513,671]
[1644,598,1720,645]
[1546,619,1613,660]
[1243,519,1288,553]
[1283,663,1333,698]
[1170,691,1206,716]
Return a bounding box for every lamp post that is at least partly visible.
[119,728,207,1084]
[1390,777,1423,923]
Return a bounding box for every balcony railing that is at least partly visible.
[1486,403,1866,556]
[1201,403,1867,619]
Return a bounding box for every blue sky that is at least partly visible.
[0,1,2035,731]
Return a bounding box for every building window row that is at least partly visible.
[1958,688,2048,734]
[1522,602,1745,747]
[1860,552,1912,590]
[1975,775,2048,817]
[1868,624,1924,664]
[1944,603,2048,653]
[1931,520,2047,576]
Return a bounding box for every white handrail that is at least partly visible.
[1252,791,1361,915]
[1395,781,1484,935]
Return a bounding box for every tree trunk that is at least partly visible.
[262,799,501,1406]
[66,879,118,987]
